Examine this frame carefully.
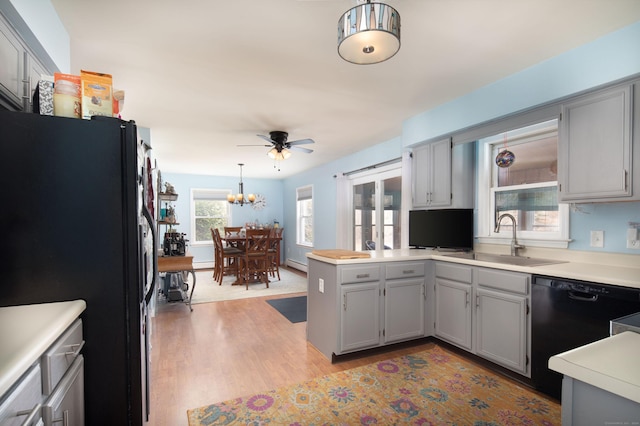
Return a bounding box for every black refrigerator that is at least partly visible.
[0,109,157,425]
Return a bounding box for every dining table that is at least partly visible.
[221,232,282,285]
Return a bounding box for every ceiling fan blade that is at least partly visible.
[289,145,314,154]
[288,138,315,146]
[237,144,271,147]
[256,134,276,144]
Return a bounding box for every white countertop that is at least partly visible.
[306,249,640,289]
[548,331,640,404]
[0,300,86,396]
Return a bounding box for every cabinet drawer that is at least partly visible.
[435,262,472,283]
[386,262,425,280]
[0,363,43,425]
[341,265,380,284]
[477,268,529,294]
[41,319,83,395]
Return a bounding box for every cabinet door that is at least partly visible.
[434,278,472,350]
[384,278,425,344]
[0,364,43,426]
[42,356,84,426]
[340,282,380,353]
[559,85,633,202]
[0,18,24,108]
[476,288,528,374]
[412,139,452,208]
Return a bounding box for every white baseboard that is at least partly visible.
[286,259,308,273]
[193,261,214,270]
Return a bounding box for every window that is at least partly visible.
[478,119,569,247]
[296,185,313,247]
[190,189,231,245]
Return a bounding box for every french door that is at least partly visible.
[352,168,402,250]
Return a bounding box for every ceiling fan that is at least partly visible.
[239,131,315,160]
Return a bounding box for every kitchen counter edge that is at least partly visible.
[306,249,640,289]
[0,300,87,396]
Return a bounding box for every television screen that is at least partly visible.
[409,209,474,250]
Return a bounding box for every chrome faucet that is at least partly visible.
[495,213,525,256]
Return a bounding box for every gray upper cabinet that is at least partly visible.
[412,138,452,208]
[559,83,639,203]
[0,16,24,108]
[0,14,51,111]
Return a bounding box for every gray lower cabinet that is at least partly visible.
[434,263,473,350]
[307,259,427,359]
[434,262,531,376]
[384,262,426,344]
[341,281,380,352]
[0,319,84,426]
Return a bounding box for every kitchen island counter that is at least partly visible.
[0,300,86,396]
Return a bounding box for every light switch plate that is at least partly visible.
[590,230,604,248]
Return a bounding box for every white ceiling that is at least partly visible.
[50,0,640,178]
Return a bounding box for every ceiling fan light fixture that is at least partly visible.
[268,147,292,161]
[337,1,400,65]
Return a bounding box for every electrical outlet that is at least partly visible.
[627,228,640,249]
[590,230,604,248]
[319,278,324,293]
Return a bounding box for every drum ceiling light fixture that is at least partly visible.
[338,0,401,65]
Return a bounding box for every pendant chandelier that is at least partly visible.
[337,0,401,65]
[227,163,255,206]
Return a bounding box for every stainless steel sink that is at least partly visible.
[441,252,568,267]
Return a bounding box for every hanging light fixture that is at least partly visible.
[227,163,255,206]
[337,0,401,65]
[267,147,292,161]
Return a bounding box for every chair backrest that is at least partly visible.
[224,226,242,237]
[269,227,284,249]
[211,228,223,252]
[245,228,271,256]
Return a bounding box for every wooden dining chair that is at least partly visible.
[268,227,284,280]
[239,228,271,290]
[211,228,242,285]
[223,226,243,247]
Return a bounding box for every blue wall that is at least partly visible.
[160,172,283,264]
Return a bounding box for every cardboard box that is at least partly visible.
[80,70,112,119]
[53,73,81,118]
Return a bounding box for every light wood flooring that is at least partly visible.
[147,268,550,425]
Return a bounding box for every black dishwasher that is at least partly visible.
[531,275,640,400]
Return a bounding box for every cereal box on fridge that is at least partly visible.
[80,70,112,119]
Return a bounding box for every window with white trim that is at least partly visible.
[296,185,313,247]
[190,189,231,245]
[477,119,569,247]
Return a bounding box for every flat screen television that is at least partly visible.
[409,208,474,251]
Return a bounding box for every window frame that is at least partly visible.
[477,119,570,249]
[190,188,232,246]
[296,185,314,247]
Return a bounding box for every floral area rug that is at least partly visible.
[187,345,560,425]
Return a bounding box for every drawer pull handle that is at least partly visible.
[52,409,69,425]
[58,340,85,358]
[17,403,41,425]
[356,274,370,279]
[402,270,415,274]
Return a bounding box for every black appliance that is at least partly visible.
[163,230,187,256]
[0,110,157,425]
[409,208,474,250]
[531,275,640,400]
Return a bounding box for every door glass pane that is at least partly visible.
[381,176,401,249]
[354,182,375,250]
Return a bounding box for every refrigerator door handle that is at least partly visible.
[142,204,157,301]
